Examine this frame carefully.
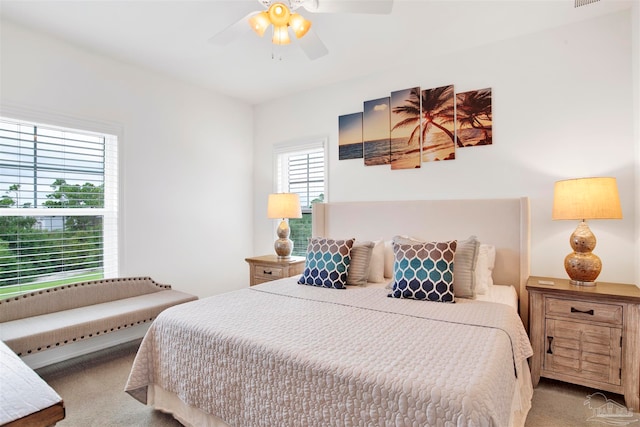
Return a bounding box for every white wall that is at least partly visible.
[254,10,639,287]
[0,20,254,298]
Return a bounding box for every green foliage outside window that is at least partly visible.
[0,180,104,289]
[289,193,324,257]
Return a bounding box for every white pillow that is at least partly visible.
[475,244,496,294]
[486,244,495,287]
[383,240,394,278]
[367,240,386,283]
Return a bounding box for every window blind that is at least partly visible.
[0,117,118,299]
[287,150,325,211]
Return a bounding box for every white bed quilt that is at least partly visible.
[0,340,62,425]
[125,278,533,426]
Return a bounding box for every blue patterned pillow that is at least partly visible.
[393,235,479,298]
[388,240,457,302]
[298,238,355,289]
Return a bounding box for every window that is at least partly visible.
[274,138,326,256]
[0,116,118,299]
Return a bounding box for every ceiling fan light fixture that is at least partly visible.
[268,2,291,27]
[248,11,270,37]
[272,25,291,45]
[244,1,314,47]
[289,13,311,39]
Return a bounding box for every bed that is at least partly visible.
[126,198,533,426]
[0,340,65,426]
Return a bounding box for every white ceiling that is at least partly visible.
[0,0,632,105]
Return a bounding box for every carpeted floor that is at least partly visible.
[36,340,180,427]
[35,340,635,426]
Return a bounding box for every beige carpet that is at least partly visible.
[35,340,634,427]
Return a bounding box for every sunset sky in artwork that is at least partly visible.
[338,112,362,146]
[363,97,390,142]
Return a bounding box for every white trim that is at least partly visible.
[0,102,123,136]
[21,324,149,369]
[0,208,112,217]
[272,135,328,155]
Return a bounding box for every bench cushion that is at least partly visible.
[0,290,197,356]
[0,277,172,322]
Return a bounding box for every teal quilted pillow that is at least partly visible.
[298,238,355,289]
[389,240,457,302]
[392,235,479,298]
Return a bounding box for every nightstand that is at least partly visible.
[245,255,306,286]
[527,276,640,411]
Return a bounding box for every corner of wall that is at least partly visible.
[633,1,640,288]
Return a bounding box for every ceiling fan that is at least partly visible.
[209,0,394,60]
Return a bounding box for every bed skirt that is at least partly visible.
[145,359,533,427]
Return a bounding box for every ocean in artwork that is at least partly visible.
[339,112,364,159]
[457,127,492,146]
[339,142,363,160]
[390,136,421,169]
[422,131,455,162]
[364,139,390,165]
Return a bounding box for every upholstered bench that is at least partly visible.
[0,277,197,359]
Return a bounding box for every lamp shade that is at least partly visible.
[272,25,291,45]
[267,193,302,219]
[552,177,622,220]
[268,2,290,27]
[249,11,270,37]
[289,13,311,38]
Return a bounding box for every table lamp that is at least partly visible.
[267,193,302,259]
[552,177,622,286]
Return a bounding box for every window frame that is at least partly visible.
[0,106,121,298]
[273,136,327,255]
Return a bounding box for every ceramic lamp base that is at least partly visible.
[274,219,293,258]
[274,239,293,259]
[564,220,601,286]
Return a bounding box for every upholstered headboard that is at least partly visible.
[312,198,531,329]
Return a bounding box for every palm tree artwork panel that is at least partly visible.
[390,87,421,169]
[338,112,363,160]
[456,88,492,146]
[363,97,391,166]
[337,83,491,168]
[421,84,456,162]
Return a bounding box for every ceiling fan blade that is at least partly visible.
[303,0,393,14]
[298,28,328,60]
[208,12,258,46]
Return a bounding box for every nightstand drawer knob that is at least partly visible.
[263,270,273,275]
[571,307,594,315]
[547,336,554,354]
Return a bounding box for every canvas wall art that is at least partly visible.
[363,97,391,166]
[390,87,421,169]
[421,84,456,162]
[338,112,363,160]
[455,88,493,146]
[338,82,491,170]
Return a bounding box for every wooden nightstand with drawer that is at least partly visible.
[245,255,306,286]
[527,276,640,411]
